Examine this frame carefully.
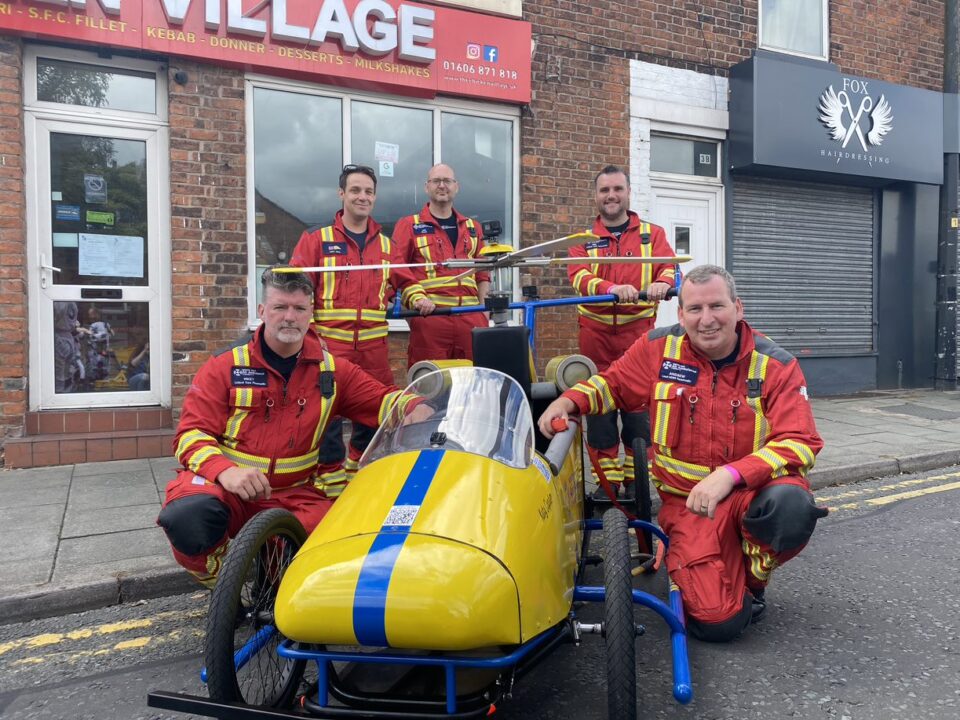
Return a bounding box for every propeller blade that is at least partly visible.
[547,254,693,265]
[273,262,441,273]
[508,232,599,259]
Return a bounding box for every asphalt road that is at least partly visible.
[1,468,958,720]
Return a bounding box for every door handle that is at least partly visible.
[39,253,60,289]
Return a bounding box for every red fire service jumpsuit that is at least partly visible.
[562,321,826,639]
[158,326,417,586]
[393,206,491,367]
[567,211,677,488]
[291,211,427,496]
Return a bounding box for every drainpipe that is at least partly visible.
[935,0,959,390]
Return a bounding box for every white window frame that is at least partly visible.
[758,0,829,61]
[244,75,521,330]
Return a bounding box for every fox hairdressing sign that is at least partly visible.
[730,53,942,184]
[0,0,532,103]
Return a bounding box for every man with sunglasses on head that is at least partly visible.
[392,163,490,367]
[291,165,434,498]
[157,267,428,587]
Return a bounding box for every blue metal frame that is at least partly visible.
[209,513,693,715]
[201,277,694,716]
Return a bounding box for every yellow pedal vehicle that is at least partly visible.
[148,233,693,719]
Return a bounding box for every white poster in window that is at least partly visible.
[379,160,394,177]
[78,233,144,278]
[375,141,399,164]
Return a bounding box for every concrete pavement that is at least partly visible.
[3,388,960,625]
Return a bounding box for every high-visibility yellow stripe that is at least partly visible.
[219,446,270,472]
[176,428,216,459]
[653,454,711,481]
[742,539,778,582]
[187,445,221,473]
[312,353,337,446]
[747,351,770,451]
[768,439,817,470]
[664,334,683,360]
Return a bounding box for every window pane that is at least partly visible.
[37,59,155,114]
[441,113,513,243]
[53,300,150,395]
[50,133,149,286]
[651,136,718,177]
[673,226,691,255]
[761,0,824,57]
[351,102,433,237]
[253,88,342,296]
[651,136,694,175]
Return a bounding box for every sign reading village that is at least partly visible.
[0,0,532,104]
[730,53,942,185]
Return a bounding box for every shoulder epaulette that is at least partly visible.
[213,331,254,357]
[648,324,685,340]
[753,333,795,365]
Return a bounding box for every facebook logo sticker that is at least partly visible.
[484,45,499,62]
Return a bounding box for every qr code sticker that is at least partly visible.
[384,504,420,527]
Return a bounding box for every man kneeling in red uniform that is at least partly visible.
[538,264,827,641]
[158,267,427,587]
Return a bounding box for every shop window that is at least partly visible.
[441,113,514,243]
[250,82,517,313]
[650,135,719,178]
[759,0,828,60]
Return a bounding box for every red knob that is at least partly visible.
[550,417,569,433]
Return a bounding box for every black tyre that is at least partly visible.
[205,508,307,707]
[602,507,637,720]
[631,438,654,552]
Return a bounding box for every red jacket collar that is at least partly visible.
[418,204,466,226]
[334,209,382,242]
[592,210,640,239]
[250,323,325,365]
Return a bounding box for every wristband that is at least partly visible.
[723,464,744,486]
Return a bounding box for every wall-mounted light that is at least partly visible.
[173,69,188,85]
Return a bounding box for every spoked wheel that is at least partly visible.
[205,508,307,707]
[602,507,637,720]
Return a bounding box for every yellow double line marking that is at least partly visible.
[0,606,206,665]
[816,470,960,512]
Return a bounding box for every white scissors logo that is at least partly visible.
[818,84,893,153]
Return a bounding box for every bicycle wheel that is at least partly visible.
[205,508,307,707]
[602,507,637,720]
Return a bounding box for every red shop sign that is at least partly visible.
[0,0,532,103]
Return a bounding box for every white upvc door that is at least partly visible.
[651,181,724,328]
[26,115,170,409]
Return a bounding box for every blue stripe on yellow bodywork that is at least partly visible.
[352,449,445,646]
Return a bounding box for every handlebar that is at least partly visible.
[542,417,579,476]
[392,288,678,319]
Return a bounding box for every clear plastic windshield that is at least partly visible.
[360,367,535,470]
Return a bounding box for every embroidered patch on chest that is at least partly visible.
[659,359,700,385]
[322,242,348,255]
[413,223,435,235]
[585,238,611,250]
[231,367,269,387]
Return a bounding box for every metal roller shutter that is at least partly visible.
[731,177,874,355]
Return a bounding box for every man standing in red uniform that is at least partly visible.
[393,163,491,367]
[291,165,434,497]
[539,265,827,641]
[157,268,426,587]
[567,165,677,499]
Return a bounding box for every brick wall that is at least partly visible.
[521,0,944,367]
[168,63,248,416]
[0,36,25,442]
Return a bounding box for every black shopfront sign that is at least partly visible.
[730,52,943,185]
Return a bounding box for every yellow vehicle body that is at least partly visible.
[275,439,584,651]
